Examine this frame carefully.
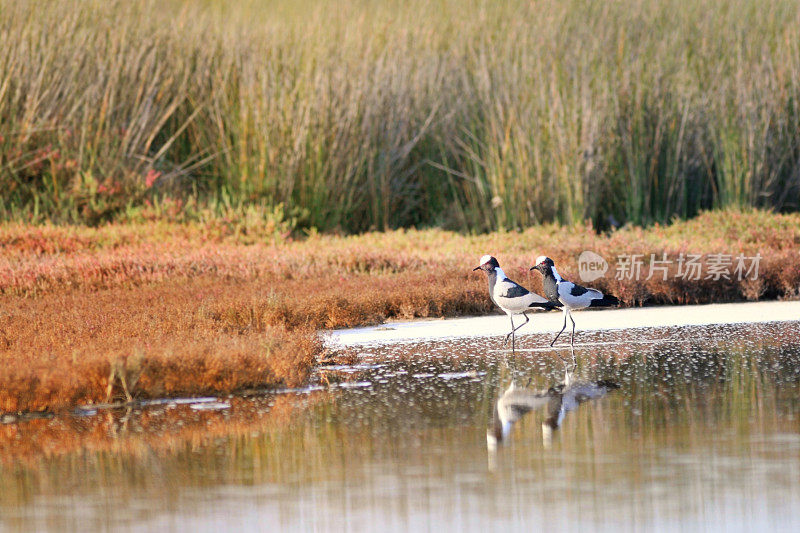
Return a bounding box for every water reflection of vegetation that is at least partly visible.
[1,323,799,530]
[604,337,800,436]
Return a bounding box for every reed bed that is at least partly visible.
[1,0,799,231]
[2,211,799,413]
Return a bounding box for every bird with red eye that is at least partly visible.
[472,255,560,350]
[530,256,619,347]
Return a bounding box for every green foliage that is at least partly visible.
[1,0,799,232]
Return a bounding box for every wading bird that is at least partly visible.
[530,256,619,347]
[473,255,559,350]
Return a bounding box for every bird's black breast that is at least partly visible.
[486,270,499,305]
[542,275,560,302]
[508,404,533,419]
[569,284,589,296]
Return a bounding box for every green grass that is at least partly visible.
[1,0,799,231]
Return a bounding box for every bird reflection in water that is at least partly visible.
[487,360,619,452]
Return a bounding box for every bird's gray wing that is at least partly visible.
[557,281,603,305]
[562,381,618,410]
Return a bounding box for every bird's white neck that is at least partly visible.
[551,266,563,282]
[494,267,508,281]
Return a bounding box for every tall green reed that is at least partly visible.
[1,0,798,232]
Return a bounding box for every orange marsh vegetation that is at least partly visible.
[1,210,799,413]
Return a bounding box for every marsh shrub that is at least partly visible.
[2,210,800,411]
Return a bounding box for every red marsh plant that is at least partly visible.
[1,210,799,413]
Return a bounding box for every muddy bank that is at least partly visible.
[327,300,800,346]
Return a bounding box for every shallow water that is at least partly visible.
[2,322,800,532]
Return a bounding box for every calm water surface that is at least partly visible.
[2,322,800,532]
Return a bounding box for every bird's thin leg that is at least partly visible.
[505,313,530,351]
[551,309,568,347]
[514,312,530,334]
[514,312,530,352]
[504,315,515,347]
[569,311,576,347]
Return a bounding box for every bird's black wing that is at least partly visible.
[497,278,530,298]
[569,283,589,296]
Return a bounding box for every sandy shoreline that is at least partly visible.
[326,300,800,347]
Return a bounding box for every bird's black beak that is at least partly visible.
[472,266,481,271]
[530,265,539,272]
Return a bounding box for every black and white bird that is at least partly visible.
[473,255,559,350]
[530,256,619,347]
[487,366,619,449]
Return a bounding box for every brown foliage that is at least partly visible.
[0,281,320,412]
[1,210,799,413]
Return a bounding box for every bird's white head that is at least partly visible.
[473,255,500,273]
[530,256,558,278]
